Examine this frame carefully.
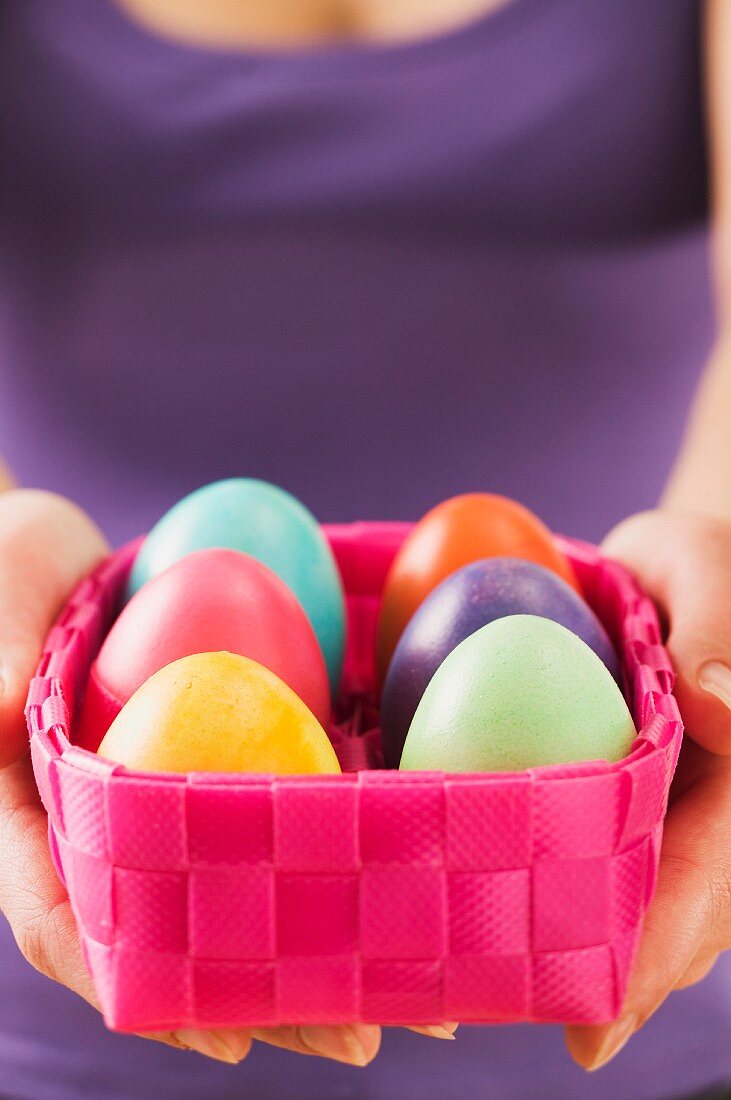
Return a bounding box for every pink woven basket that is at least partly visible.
[27,521,682,1033]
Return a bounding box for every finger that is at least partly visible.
[138,1031,194,1051]
[141,1028,253,1063]
[147,1023,384,1066]
[405,1023,458,1040]
[603,511,731,756]
[0,490,108,766]
[0,757,99,1005]
[251,1024,381,1066]
[675,949,719,991]
[565,751,731,1071]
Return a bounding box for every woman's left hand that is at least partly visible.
[565,509,731,1071]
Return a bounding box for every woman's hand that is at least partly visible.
[0,490,454,1067]
[0,490,111,1006]
[565,509,731,1071]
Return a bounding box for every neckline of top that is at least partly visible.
[100,0,552,76]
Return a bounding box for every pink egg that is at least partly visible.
[77,548,331,751]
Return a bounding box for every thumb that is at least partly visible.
[602,510,731,757]
[0,490,109,767]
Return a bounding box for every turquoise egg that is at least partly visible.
[400,614,636,773]
[127,479,345,693]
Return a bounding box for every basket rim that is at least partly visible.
[26,524,683,791]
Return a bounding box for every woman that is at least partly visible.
[1,0,731,1097]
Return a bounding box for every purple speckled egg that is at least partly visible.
[380,556,620,768]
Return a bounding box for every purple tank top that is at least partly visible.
[1,1,728,1097]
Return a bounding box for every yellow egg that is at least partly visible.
[97,651,341,775]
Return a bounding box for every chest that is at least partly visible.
[0,0,706,246]
[115,0,511,48]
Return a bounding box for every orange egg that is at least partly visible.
[97,651,341,775]
[376,493,579,683]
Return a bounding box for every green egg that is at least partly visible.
[399,614,636,773]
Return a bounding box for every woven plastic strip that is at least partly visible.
[27,523,682,1033]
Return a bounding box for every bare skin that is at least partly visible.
[2,0,731,1075]
[117,0,512,49]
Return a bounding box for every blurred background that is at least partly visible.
[1,2,729,1100]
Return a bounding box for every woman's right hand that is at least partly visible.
[0,489,111,1010]
[0,490,390,1066]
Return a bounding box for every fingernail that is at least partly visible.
[587,1014,637,1072]
[699,662,731,710]
[175,1029,250,1064]
[410,1023,458,1040]
[298,1024,377,1066]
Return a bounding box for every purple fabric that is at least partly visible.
[0,0,726,1097]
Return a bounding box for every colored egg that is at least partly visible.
[400,615,636,773]
[127,479,346,693]
[376,494,580,682]
[381,558,619,767]
[97,651,341,775]
[77,548,331,751]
